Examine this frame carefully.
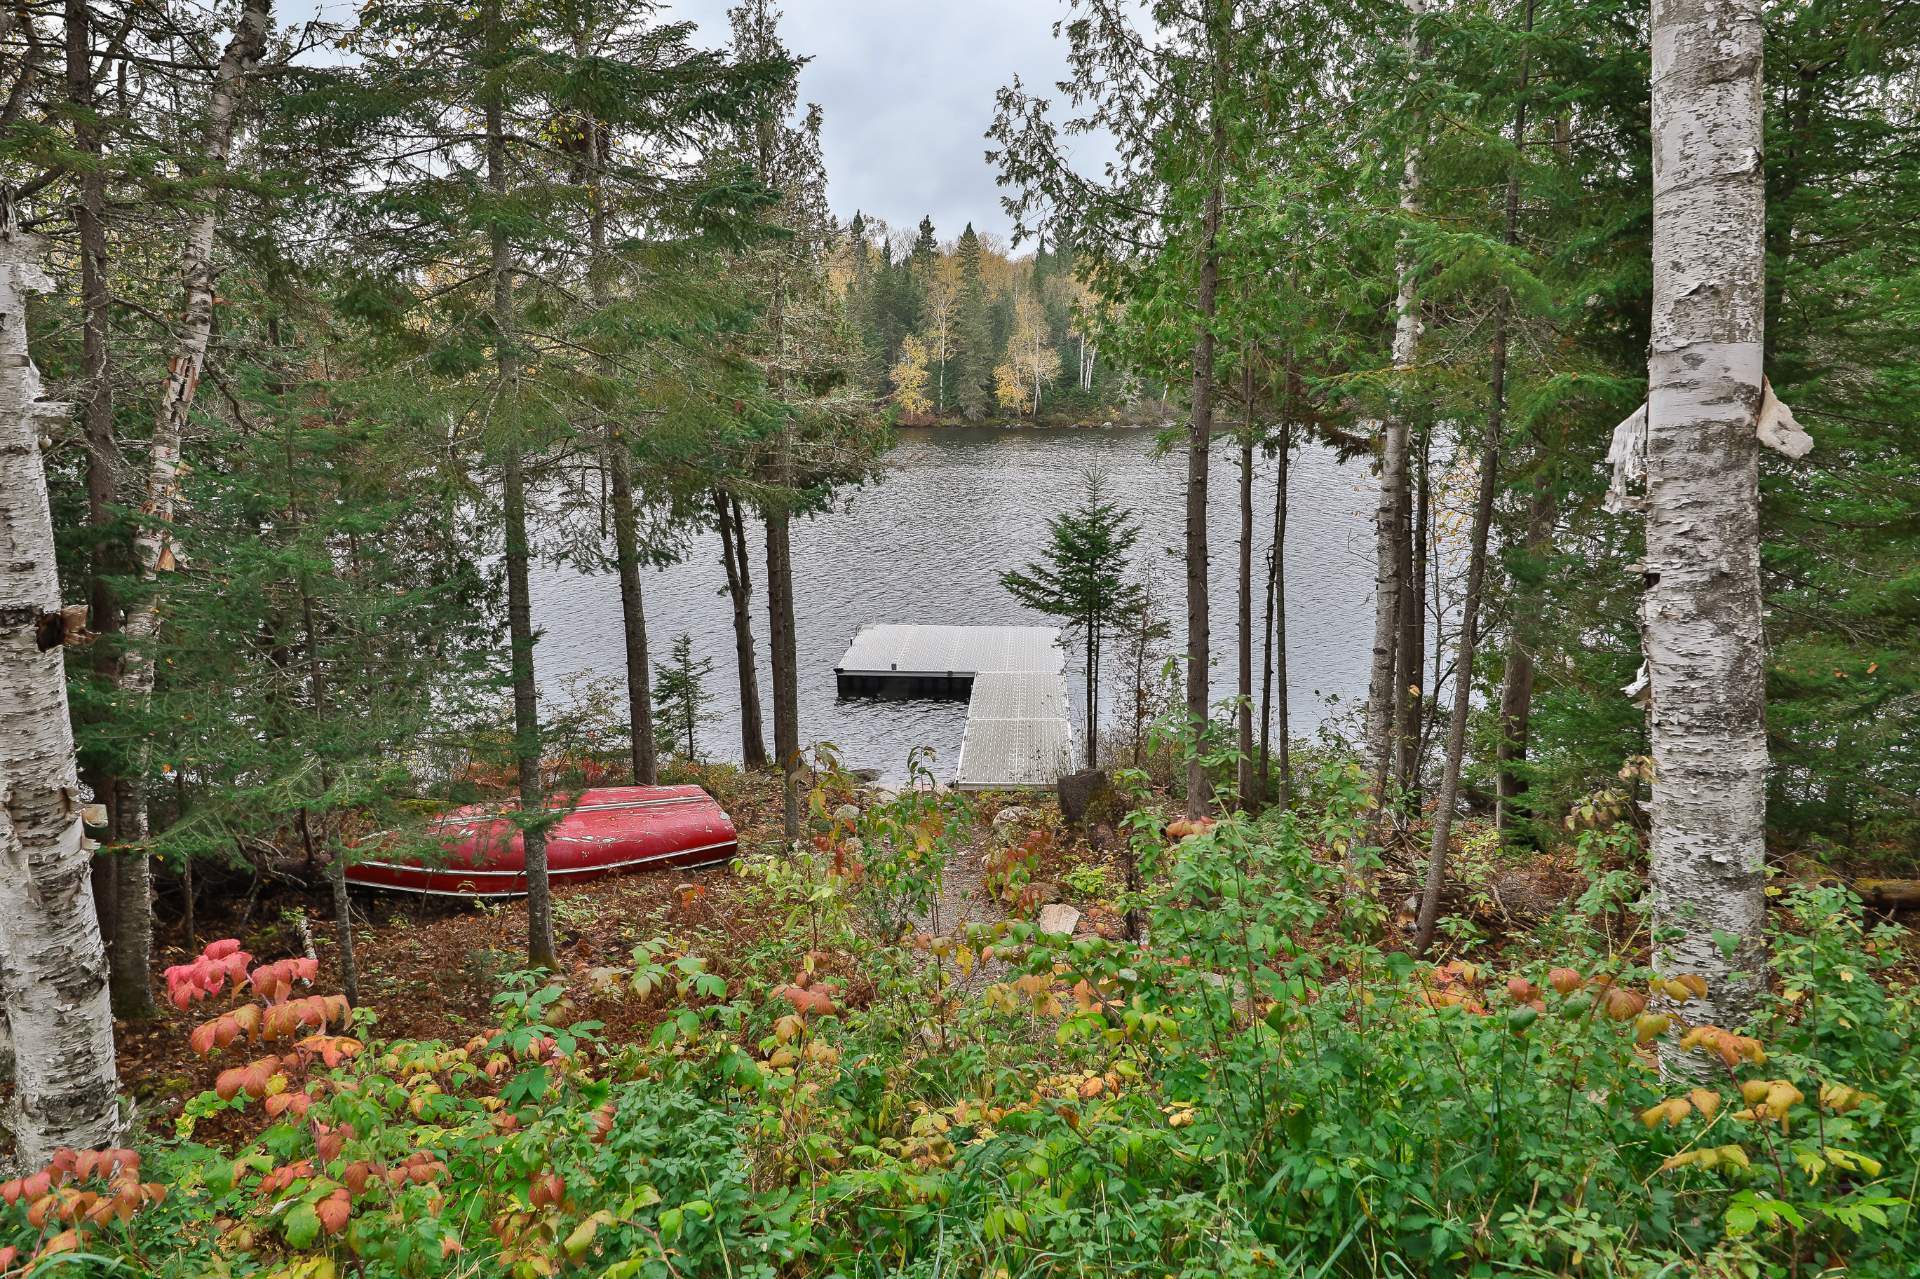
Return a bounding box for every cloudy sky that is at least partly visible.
[295,0,1084,247]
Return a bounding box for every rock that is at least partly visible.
[1036,903,1080,937]
[992,805,1033,829]
[832,803,861,823]
[1057,768,1111,828]
[849,767,882,783]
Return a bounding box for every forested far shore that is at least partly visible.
[1,0,1918,1275]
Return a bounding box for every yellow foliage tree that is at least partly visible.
[892,335,933,420]
[993,360,1031,415]
[999,292,1056,416]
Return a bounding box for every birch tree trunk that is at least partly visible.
[0,210,121,1163]
[715,491,768,770]
[110,0,271,1017]
[1366,0,1428,817]
[1645,0,1770,1040]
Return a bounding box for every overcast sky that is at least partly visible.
[295,0,1081,247]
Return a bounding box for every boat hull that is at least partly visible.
[345,786,737,898]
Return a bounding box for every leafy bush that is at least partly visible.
[6,767,1916,1277]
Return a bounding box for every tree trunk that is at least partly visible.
[1258,421,1292,810]
[1494,483,1554,834]
[1367,0,1428,821]
[66,0,125,953]
[583,116,659,789]
[1390,472,1416,804]
[1182,5,1229,819]
[1274,422,1290,802]
[485,0,555,969]
[109,0,271,1019]
[1234,361,1256,809]
[502,447,554,967]
[1396,445,1429,801]
[716,491,768,770]
[0,210,121,1162]
[1645,0,1769,1041]
[1083,621,1098,769]
[1414,0,1529,955]
[607,442,657,784]
[765,507,800,836]
[296,571,357,1006]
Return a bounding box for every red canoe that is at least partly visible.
[345,785,738,898]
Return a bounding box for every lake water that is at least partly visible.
[531,426,1379,782]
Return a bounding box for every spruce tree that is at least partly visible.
[1002,470,1145,768]
[952,224,995,419]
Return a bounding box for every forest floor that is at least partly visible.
[113,767,1058,1136]
[115,767,1890,1140]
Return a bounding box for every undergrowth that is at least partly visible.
[4,763,1915,1277]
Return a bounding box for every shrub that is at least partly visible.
[6,768,1914,1276]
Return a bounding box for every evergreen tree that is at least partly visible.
[652,634,717,760]
[952,224,996,419]
[1002,469,1145,768]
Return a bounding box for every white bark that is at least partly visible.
[1645,0,1770,1047]
[1365,0,1427,802]
[120,0,271,667]
[0,211,121,1162]
[110,0,271,1010]
[1603,401,1647,514]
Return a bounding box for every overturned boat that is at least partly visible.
[345,785,737,898]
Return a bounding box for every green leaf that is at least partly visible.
[284,1201,322,1249]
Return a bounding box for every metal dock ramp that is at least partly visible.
[833,624,1073,790]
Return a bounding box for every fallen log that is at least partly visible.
[1855,879,1920,909]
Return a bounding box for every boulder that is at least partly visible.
[1036,903,1081,937]
[991,804,1033,830]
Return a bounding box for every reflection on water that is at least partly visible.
[531,426,1377,782]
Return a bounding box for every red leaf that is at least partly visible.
[317,1190,350,1234]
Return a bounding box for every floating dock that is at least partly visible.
[833,624,1074,790]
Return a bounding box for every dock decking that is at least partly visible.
[833,624,1074,790]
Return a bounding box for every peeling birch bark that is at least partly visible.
[1756,378,1811,458]
[112,0,272,1016]
[0,210,121,1162]
[1603,402,1647,514]
[1645,0,1771,1058]
[1365,0,1427,813]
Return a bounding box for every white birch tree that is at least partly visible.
[110,0,272,1016]
[1643,0,1803,1046]
[0,204,121,1163]
[1364,0,1427,813]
